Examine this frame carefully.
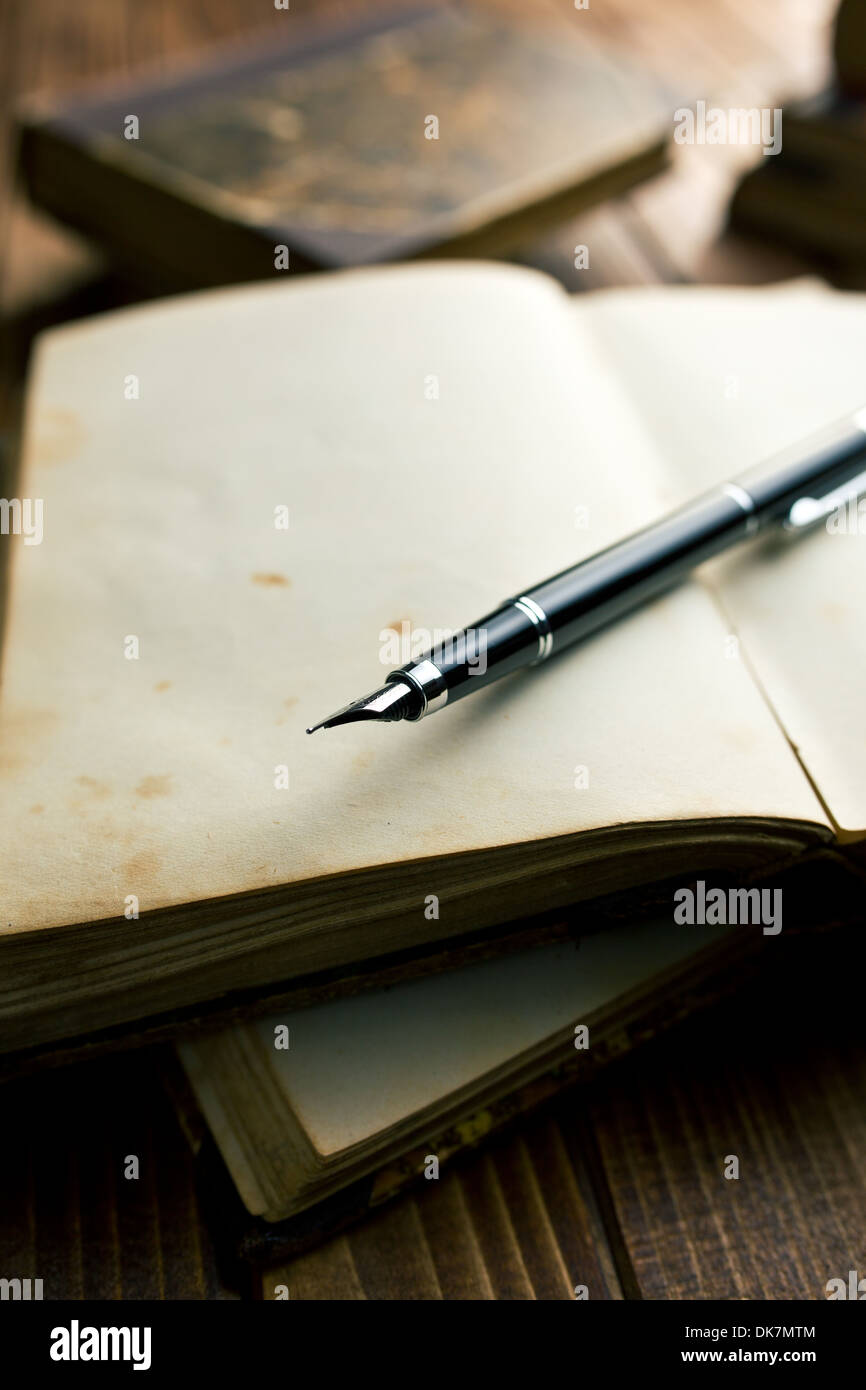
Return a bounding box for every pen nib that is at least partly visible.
[306,680,419,733]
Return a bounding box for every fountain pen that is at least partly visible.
[308,409,866,733]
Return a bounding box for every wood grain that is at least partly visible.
[587,930,866,1300]
[0,1049,241,1299]
[261,1111,626,1300]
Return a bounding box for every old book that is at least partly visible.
[16,5,669,288]
[178,913,862,1254]
[179,917,866,1270]
[731,162,866,268]
[2,267,866,1061]
[775,88,866,180]
[835,0,866,98]
[177,917,759,1232]
[730,88,866,269]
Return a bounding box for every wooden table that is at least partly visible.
[2,0,863,1300]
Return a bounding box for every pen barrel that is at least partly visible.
[397,604,547,706]
[522,412,866,658]
[399,489,754,708]
[522,488,755,654]
[736,412,866,520]
[396,410,866,715]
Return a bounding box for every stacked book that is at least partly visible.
[731,0,866,275]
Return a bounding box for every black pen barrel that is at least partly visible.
[387,410,866,721]
[737,413,866,520]
[402,489,754,708]
[524,487,753,654]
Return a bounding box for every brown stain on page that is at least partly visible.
[0,707,59,772]
[276,695,299,725]
[252,573,291,588]
[76,774,111,799]
[820,601,846,625]
[135,774,173,799]
[123,848,160,881]
[67,775,112,811]
[153,681,172,693]
[31,408,87,466]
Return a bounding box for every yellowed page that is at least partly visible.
[180,920,734,1210]
[0,264,826,935]
[583,281,866,837]
[241,919,733,1159]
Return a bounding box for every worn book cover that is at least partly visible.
[731,88,866,269]
[16,5,669,287]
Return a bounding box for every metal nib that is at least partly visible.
[306,680,418,733]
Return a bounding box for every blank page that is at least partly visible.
[583,281,866,836]
[0,265,825,936]
[232,918,734,1156]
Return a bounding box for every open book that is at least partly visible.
[2,266,865,1058]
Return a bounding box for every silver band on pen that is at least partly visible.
[513,595,553,662]
[395,657,448,718]
[721,482,760,536]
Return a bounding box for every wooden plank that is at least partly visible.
[413,1171,497,1300]
[588,932,866,1300]
[261,1235,368,1301]
[328,1198,444,1300]
[258,1104,626,1300]
[0,1051,240,1299]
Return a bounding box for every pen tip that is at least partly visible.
[306,680,420,732]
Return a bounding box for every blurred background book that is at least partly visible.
[15,5,670,288]
[731,0,866,281]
